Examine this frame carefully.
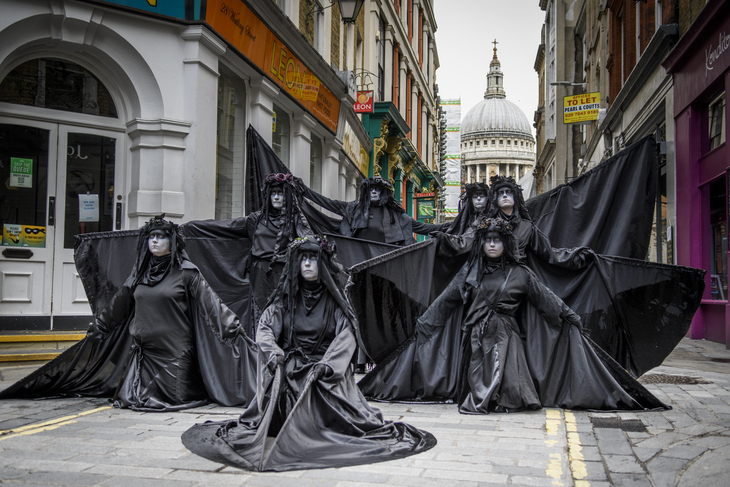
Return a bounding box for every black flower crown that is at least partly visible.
[265,173,294,185]
[475,217,512,234]
[290,235,336,255]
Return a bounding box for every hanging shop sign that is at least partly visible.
[206,0,340,133]
[9,157,33,188]
[354,91,374,113]
[417,198,435,220]
[563,92,601,124]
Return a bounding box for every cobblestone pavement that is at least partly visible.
[0,338,728,486]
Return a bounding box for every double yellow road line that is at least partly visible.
[545,408,591,487]
[0,406,111,442]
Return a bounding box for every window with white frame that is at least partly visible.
[272,104,291,165]
[709,92,726,151]
[310,135,323,193]
[215,67,247,219]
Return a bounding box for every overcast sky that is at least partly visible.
[433,0,547,136]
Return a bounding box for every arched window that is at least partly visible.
[0,58,117,117]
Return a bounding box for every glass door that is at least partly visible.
[0,121,57,317]
[52,126,122,316]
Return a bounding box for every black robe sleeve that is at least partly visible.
[87,285,134,341]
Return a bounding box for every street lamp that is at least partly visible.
[337,0,364,23]
[306,0,364,27]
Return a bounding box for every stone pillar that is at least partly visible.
[249,77,280,147]
[290,113,317,180]
[321,135,342,199]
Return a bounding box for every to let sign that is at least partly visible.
[563,92,601,123]
[354,91,374,113]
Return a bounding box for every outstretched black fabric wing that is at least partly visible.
[526,135,658,259]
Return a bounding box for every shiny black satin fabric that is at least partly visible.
[525,135,658,259]
[182,293,436,471]
[359,263,668,413]
[347,237,704,380]
[0,231,258,409]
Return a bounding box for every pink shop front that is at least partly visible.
[665,1,730,347]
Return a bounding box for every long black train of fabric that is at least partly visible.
[358,262,670,412]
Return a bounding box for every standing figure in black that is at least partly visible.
[186,173,314,336]
[297,176,447,246]
[359,217,666,414]
[488,175,590,268]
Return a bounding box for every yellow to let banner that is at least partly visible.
[563,92,601,124]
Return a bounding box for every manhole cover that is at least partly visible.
[590,418,647,432]
[639,374,711,385]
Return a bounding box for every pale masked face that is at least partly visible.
[148,230,171,257]
[472,191,488,211]
[496,187,515,215]
[370,187,382,203]
[270,187,285,210]
[482,232,504,259]
[300,252,319,281]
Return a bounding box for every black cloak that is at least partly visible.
[182,236,436,471]
[358,219,667,413]
[0,217,258,410]
[296,176,448,245]
[350,136,705,377]
[185,174,318,337]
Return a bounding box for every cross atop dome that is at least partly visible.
[485,39,505,99]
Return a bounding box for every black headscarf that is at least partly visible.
[446,182,490,235]
[267,236,358,343]
[128,214,186,288]
[350,177,405,231]
[261,173,312,261]
[465,217,520,287]
[488,175,530,221]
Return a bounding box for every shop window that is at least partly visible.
[272,104,290,165]
[0,58,117,117]
[310,135,322,194]
[709,92,725,151]
[709,177,727,300]
[215,68,246,219]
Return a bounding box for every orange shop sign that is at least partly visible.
[354,91,373,113]
[206,0,340,133]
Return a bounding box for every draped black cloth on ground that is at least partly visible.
[0,230,258,409]
[358,261,668,413]
[182,237,436,471]
[347,238,705,379]
[346,136,705,377]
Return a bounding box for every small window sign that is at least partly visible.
[79,194,100,222]
[10,157,33,188]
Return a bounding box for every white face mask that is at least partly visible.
[370,187,382,202]
[148,230,171,257]
[271,188,285,210]
[496,187,515,214]
[482,235,504,259]
[300,252,319,281]
[472,193,487,211]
